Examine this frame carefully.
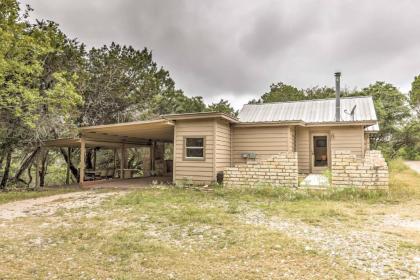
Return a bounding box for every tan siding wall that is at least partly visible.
[174,119,215,184]
[296,126,364,174]
[232,126,289,164]
[296,127,310,174]
[289,126,296,152]
[215,119,231,173]
[364,134,370,152]
[330,126,364,157]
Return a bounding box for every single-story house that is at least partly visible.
[42,74,388,188]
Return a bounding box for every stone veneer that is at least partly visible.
[224,152,298,187]
[331,150,388,189]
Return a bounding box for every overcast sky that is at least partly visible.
[23,0,420,109]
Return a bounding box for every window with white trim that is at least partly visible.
[185,137,204,159]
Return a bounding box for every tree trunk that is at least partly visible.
[13,147,40,182]
[0,152,5,169]
[59,148,79,182]
[27,164,33,186]
[86,149,93,170]
[0,148,13,190]
[39,150,48,187]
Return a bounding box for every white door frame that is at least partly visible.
[310,132,331,173]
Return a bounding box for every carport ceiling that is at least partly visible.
[80,119,175,142]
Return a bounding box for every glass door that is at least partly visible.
[312,135,328,169]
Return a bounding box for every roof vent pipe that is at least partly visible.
[335,72,341,122]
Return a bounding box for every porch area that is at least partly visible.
[37,119,175,187]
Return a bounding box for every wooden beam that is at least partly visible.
[79,138,86,186]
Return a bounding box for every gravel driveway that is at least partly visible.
[0,191,122,220]
[405,161,420,174]
[243,210,420,280]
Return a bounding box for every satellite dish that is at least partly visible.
[344,105,357,120]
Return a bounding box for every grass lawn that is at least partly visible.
[0,160,419,279]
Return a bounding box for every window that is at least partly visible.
[185,137,204,159]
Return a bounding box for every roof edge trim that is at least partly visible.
[162,112,239,123]
[79,118,173,131]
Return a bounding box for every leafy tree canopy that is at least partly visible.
[254,82,352,104]
[357,82,411,150]
[0,0,82,147]
[206,99,237,117]
[409,75,420,113]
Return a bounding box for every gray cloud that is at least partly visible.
[23,0,420,109]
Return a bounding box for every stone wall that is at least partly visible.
[224,152,298,187]
[331,150,388,189]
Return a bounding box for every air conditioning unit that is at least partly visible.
[241,152,256,159]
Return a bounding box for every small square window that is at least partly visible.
[185,137,204,159]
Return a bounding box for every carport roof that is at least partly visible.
[80,119,175,142]
[42,138,133,148]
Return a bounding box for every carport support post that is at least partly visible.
[66,147,71,185]
[120,144,126,179]
[93,148,97,171]
[79,138,86,186]
[113,148,117,177]
[151,141,156,176]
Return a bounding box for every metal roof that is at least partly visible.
[163,112,239,123]
[365,122,380,133]
[238,96,377,124]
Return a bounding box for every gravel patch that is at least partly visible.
[242,210,420,279]
[0,191,123,220]
[383,215,420,231]
[404,161,420,174]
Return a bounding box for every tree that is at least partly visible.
[206,99,237,117]
[0,1,82,189]
[395,119,420,160]
[78,43,193,125]
[358,82,411,158]
[258,82,304,103]
[409,75,420,114]
[254,83,351,104]
[304,86,336,99]
[145,92,206,119]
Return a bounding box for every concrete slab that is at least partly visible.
[300,174,330,188]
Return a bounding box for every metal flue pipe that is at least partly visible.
[335,72,341,122]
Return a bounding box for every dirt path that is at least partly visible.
[405,161,420,174]
[242,210,420,280]
[0,190,124,220]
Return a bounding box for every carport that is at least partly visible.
[40,119,175,187]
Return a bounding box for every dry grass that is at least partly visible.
[216,159,420,225]
[0,160,418,279]
[0,188,366,279]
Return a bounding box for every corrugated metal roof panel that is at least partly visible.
[365,123,380,132]
[238,96,377,123]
